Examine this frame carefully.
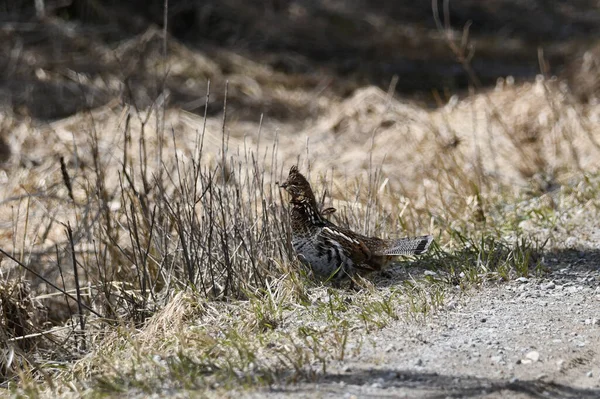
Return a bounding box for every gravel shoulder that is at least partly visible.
[252,249,600,398]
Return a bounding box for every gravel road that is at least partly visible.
[253,248,600,398]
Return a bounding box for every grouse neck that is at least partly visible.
[290,199,324,234]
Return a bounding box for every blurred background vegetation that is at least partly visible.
[1,0,600,123]
[2,1,600,393]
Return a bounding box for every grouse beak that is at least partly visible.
[277,181,288,189]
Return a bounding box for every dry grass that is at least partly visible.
[2,75,599,394]
[2,13,600,396]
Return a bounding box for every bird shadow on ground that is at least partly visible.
[370,246,600,289]
[267,368,600,399]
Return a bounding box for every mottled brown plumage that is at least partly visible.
[279,166,433,285]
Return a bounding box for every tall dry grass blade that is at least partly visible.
[66,222,86,351]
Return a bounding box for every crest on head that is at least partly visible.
[279,166,316,204]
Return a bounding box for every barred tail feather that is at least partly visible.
[379,235,433,256]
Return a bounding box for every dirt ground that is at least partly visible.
[252,256,600,398]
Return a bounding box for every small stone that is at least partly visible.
[424,270,437,276]
[516,277,529,283]
[586,371,593,378]
[491,355,503,363]
[593,318,600,326]
[526,351,540,362]
[541,281,555,290]
[481,318,487,323]
[415,359,423,367]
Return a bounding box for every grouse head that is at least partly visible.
[278,166,317,206]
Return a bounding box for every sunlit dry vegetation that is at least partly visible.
[2,0,600,396]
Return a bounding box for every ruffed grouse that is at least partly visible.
[279,166,433,286]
